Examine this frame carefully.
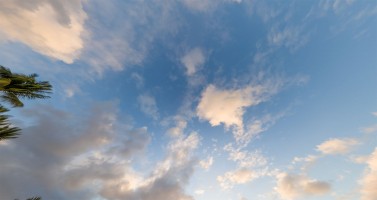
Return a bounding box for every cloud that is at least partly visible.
[361,124,377,134]
[360,148,377,200]
[167,116,187,137]
[196,82,281,148]
[316,138,360,155]
[81,0,181,76]
[275,173,331,200]
[179,0,242,12]
[138,93,159,120]
[0,100,201,200]
[194,189,205,195]
[103,132,199,200]
[65,131,199,200]
[268,25,309,51]
[235,115,281,146]
[217,168,258,189]
[181,47,205,76]
[217,169,260,189]
[197,84,272,130]
[224,145,267,168]
[199,156,214,170]
[218,145,269,189]
[0,101,151,199]
[0,0,86,63]
[180,0,219,12]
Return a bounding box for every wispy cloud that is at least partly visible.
[217,168,259,189]
[218,144,269,189]
[361,124,377,134]
[316,138,360,155]
[275,173,331,200]
[359,148,377,200]
[199,156,214,170]
[81,0,181,76]
[181,47,206,76]
[138,93,159,120]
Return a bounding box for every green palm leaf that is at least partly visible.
[0,65,52,141]
[0,106,20,141]
[1,93,24,107]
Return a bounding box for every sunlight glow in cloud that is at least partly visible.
[275,173,331,200]
[197,84,267,129]
[316,138,360,155]
[0,0,86,63]
[360,148,377,200]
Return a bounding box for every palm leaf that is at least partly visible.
[0,106,20,141]
[0,66,52,107]
[1,93,24,107]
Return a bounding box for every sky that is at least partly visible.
[0,0,376,200]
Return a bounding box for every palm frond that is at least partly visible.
[1,93,24,107]
[0,106,20,141]
[0,66,52,105]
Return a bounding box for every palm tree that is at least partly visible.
[0,66,52,107]
[0,106,20,140]
[0,66,52,141]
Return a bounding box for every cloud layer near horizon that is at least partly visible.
[0,102,199,200]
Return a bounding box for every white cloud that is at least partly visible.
[194,189,205,195]
[167,117,187,137]
[196,82,280,146]
[217,168,258,189]
[224,145,267,168]
[268,25,309,51]
[180,0,242,12]
[81,1,181,76]
[361,124,377,134]
[138,94,159,120]
[181,47,205,76]
[197,84,270,130]
[360,148,377,200]
[131,72,145,89]
[0,0,86,63]
[316,138,360,155]
[275,173,331,200]
[218,145,269,189]
[180,0,219,12]
[350,155,369,164]
[235,115,281,146]
[199,156,214,170]
[291,154,320,172]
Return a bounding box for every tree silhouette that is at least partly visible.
[0,66,52,141]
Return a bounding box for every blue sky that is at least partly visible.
[0,0,376,200]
